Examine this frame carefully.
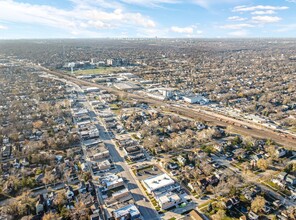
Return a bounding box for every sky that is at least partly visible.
[0,0,296,39]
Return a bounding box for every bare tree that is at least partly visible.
[71,201,89,220]
[42,212,59,220]
[43,171,55,189]
[251,196,266,213]
[212,209,226,220]
[257,158,269,171]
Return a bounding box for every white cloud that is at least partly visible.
[220,23,254,29]
[122,0,244,8]
[275,24,296,32]
[228,29,248,37]
[136,27,170,37]
[192,0,245,8]
[120,0,179,7]
[171,26,194,33]
[252,16,282,24]
[233,5,289,12]
[251,10,276,15]
[0,0,156,35]
[0,25,8,30]
[70,0,123,9]
[228,16,247,21]
[286,0,296,3]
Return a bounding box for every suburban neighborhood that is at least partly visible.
[0,39,296,220]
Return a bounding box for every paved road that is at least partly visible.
[81,90,159,220]
[96,119,160,220]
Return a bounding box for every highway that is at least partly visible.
[35,65,296,150]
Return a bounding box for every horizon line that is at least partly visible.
[1,37,296,41]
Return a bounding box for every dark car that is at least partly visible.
[240,205,248,214]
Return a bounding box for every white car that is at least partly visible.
[248,211,259,220]
[289,195,296,201]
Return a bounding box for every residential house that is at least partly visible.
[177,155,186,166]
[276,148,287,158]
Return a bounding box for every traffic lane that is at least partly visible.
[137,204,161,220]
[92,111,158,218]
[105,142,124,163]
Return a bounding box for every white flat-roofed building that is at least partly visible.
[183,95,209,104]
[101,174,124,190]
[84,87,100,93]
[156,192,182,210]
[83,138,102,148]
[142,173,178,194]
[80,128,100,139]
[77,75,93,79]
[114,82,141,91]
[92,151,110,160]
[112,188,130,200]
[73,108,88,116]
[112,204,141,220]
[97,159,111,170]
[106,178,124,190]
[119,72,139,79]
[147,93,166,101]
[147,87,177,100]
[86,143,109,161]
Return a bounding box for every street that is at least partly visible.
[83,91,160,220]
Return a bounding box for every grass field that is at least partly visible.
[73,67,124,75]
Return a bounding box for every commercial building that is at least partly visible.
[85,143,109,161]
[183,95,209,104]
[92,150,110,160]
[112,204,141,220]
[111,188,131,201]
[97,159,111,170]
[156,192,182,210]
[142,173,179,195]
[84,87,100,93]
[123,145,145,161]
[114,82,142,91]
[84,138,103,148]
[147,87,177,100]
[101,174,124,190]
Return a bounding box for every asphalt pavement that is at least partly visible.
[96,123,160,220]
[84,95,159,220]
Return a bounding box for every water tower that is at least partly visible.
[68,62,75,74]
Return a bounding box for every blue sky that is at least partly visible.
[0,0,296,39]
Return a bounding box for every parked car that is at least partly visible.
[262,205,271,214]
[273,200,283,208]
[239,205,248,214]
[277,215,288,220]
[289,195,296,201]
[248,211,259,220]
[212,163,221,168]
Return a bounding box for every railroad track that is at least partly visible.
[37,66,296,150]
